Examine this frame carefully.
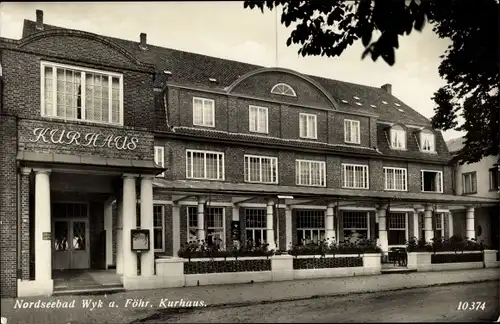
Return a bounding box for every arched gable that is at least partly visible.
[226,67,339,109]
[19,29,154,71]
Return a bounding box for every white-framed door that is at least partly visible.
[52,217,90,270]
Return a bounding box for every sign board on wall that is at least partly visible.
[29,127,139,151]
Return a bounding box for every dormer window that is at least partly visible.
[390,125,406,150]
[420,131,435,153]
[271,83,296,97]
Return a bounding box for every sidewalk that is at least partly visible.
[1,268,498,324]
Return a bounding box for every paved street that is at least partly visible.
[135,282,500,323]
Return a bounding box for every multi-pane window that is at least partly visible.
[342,164,369,189]
[342,211,369,243]
[299,113,317,139]
[384,167,407,191]
[388,212,406,246]
[245,209,267,246]
[154,146,165,177]
[244,155,278,184]
[390,127,406,150]
[249,105,268,133]
[193,97,215,127]
[489,168,499,191]
[462,172,477,194]
[41,62,123,125]
[296,160,326,187]
[344,119,360,144]
[420,132,435,152]
[421,170,443,193]
[187,206,225,248]
[296,210,325,245]
[153,205,165,252]
[420,212,444,240]
[186,150,224,180]
[270,83,296,97]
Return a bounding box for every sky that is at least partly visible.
[0,1,464,141]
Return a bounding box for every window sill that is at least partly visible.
[296,183,327,188]
[299,136,318,140]
[344,141,361,145]
[489,188,499,192]
[244,181,279,185]
[41,115,124,128]
[384,189,408,192]
[186,178,225,181]
[391,147,407,151]
[420,150,438,154]
[342,187,369,190]
[192,123,215,128]
[421,191,443,194]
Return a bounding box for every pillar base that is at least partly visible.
[17,279,53,297]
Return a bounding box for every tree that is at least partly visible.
[244,0,499,165]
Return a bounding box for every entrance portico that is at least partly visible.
[16,153,164,297]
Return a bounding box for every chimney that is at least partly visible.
[381,83,392,94]
[36,10,44,30]
[139,33,148,50]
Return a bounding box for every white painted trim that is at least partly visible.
[295,159,326,187]
[342,163,369,189]
[416,209,450,213]
[383,167,408,191]
[244,154,279,184]
[344,119,361,144]
[40,61,124,126]
[389,208,415,212]
[239,202,268,208]
[299,113,318,139]
[185,205,227,249]
[192,97,215,127]
[248,105,269,134]
[271,83,296,97]
[420,132,436,153]
[154,146,165,177]
[390,128,407,150]
[185,149,225,181]
[421,169,444,193]
[291,205,327,210]
[339,206,376,211]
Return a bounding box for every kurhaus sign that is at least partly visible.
[30,127,139,151]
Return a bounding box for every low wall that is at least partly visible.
[407,250,499,272]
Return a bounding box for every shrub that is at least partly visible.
[406,235,486,253]
[406,236,433,252]
[177,240,274,259]
[288,238,381,256]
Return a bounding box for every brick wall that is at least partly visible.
[0,114,18,297]
[2,48,155,130]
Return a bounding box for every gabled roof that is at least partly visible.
[18,19,433,126]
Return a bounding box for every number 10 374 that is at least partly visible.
[457,301,486,311]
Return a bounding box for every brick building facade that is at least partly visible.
[0,10,496,297]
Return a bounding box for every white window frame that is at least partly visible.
[390,128,406,150]
[344,119,361,144]
[342,164,369,189]
[342,211,370,243]
[420,132,436,153]
[462,172,477,194]
[244,155,278,184]
[192,97,215,127]
[299,113,318,139]
[421,170,443,193]
[489,168,499,190]
[244,209,267,244]
[383,167,408,191]
[248,105,269,134]
[388,212,408,247]
[295,159,326,187]
[186,206,226,248]
[153,205,165,252]
[186,150,225,181]
[422,212,445,238]
[154,146,165,177]
[40,61,124,126]
[270,83,296,97]
[296,210,326,245]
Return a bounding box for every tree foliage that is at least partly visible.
[244,0,499,164]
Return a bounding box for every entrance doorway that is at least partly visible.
[52,203,90,270]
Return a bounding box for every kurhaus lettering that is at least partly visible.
[30,127,139,151]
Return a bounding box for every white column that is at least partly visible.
[285,205,292,249]
[140,175,154,276]
[466,207,475,240]
[325,202,336,242]
[197,197,206,242]
[122,174,138,277]
[377,205,388,255]
[448,212,454,238]
[104,198,113,268]
[232,204,240,244]
[266,199,276,251]
[412,207,419,240]
[424,204,434,243]
[172,204,180,256]
[34,169,52,282]
[116,197,123,275]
